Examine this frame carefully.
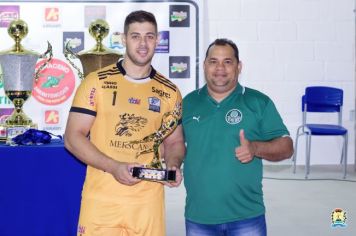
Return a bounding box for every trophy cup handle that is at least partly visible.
[34,41,53,83]
[64,40,84,80]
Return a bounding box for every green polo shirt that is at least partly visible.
[182,83,289,224]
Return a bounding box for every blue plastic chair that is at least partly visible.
[292,86,348,179]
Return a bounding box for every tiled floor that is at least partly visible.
[165,164,356,236]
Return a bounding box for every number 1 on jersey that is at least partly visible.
[112,91,117,106]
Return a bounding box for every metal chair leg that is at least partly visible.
[293,134,300,174]
[293,126,304,174]
[305,134,311,179]
[340,134,345,165]
[343,134,348,179]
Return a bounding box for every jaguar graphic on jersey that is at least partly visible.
[115,113,148,137]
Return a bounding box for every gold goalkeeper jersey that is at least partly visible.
[70,60,182,202]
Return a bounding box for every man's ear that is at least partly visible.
[237,61,243,74]
[156,33,160,47]
[121,33,126,47]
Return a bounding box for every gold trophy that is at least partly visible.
[0,19,52,142]
[130,104,182,182]
[64,19,122,80]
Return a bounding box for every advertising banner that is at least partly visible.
[0,0,203,135]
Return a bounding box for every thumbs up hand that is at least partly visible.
[235,129,256,163]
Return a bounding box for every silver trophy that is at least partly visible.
[0,19,52,142]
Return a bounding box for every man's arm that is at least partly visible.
[64,112,141,185]
[162,124,186,187]
[235,129,294,163]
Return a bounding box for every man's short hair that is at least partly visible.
[124,10,157,34]
[205,38,239,62]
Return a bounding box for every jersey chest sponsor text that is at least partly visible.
[109,140,152,151]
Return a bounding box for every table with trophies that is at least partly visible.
[0,18,125,235]
[0,19,87,236]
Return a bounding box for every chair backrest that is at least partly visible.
[302,86,343,125]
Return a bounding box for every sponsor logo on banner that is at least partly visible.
[0,108,13,123]
[169,56,190,78]
[63,31,84,53]
[0,108,12,138]
[45,7,59,21]
[84,5,106,27]
[109,31,125,54]
[43,7,61,28]
[42,109,62,132]
[45,110,59,124]
[169,5,190,27]
[32,58,76,105]
[0,5,19,28]
[156,31,169,53]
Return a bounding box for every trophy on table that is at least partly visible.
[0,19,53,142]
[64,19,122,80]
[130,103,182,182]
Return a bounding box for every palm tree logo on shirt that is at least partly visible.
[225,109,242,125]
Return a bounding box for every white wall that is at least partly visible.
[205,0,355,165]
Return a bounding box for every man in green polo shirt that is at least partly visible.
[182,38,294,236]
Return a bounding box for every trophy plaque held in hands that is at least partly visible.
[130,104,182,182]
[0,19,52,143]
[64,19,122,80]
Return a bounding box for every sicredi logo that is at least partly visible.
[32,58,76,105]
[45,110,59,124]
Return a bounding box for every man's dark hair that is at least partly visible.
[205,38,239,62]
[124,10,157,34]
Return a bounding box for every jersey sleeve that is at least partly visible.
[259,99,290,140]
[70,72,99,116]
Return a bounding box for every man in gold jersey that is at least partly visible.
[64,10,185,236]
